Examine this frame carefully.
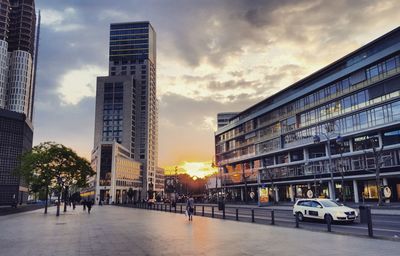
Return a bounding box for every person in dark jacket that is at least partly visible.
[87,200,93,214]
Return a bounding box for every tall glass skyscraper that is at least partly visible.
[94,21,159,202]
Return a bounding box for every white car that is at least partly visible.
[293,198,358,223]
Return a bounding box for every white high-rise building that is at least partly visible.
[0,0,38,122]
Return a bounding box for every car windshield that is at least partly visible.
[319,200,341,207]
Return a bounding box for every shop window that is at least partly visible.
[353,134,379,151]
[290,149,304,162]
[383,129,400,146]
[308,144,326,159]
[276,153,289,164]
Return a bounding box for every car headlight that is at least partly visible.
[335,211,344,216]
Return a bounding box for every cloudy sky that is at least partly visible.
[33,0,400,172]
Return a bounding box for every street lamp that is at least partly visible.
[313,126,343,201]
[56,176,65,217]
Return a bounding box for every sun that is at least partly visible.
[164,161,218,179]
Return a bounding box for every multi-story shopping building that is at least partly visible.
[92,141,142,204]
[0,0,38,206]
[93,21,158,201]
[215,27,400,204]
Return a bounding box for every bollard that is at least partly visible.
[174,204,177,213]
[251,209,255,223]
[194,205,196,215]
[180,205,183,214]
[295,212,299,228]
[326,215,332,232]
[236,208,239,221]
[170,204,172,212]
[165,204,167,212]
[202,206,204,216]
[271,210,275,225]
[212,206,214,218]
[223,207,226,219]
[367,207,373,237]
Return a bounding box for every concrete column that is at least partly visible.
[275,186,279,202]
[383,178,390,203]
[328,181,334,199]
[289,185,294,202]
[353,180,359,203]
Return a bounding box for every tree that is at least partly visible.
[362,137,390,206]
[16,142,95,215]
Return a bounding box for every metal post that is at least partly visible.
[236,208,239,221]
[327,215,332,232]
[202,206,204,216]
[367,207,373,237]
[174,204,177,213]
[180,205,182,214]
[194,205,196,215]
[223,207,225,219]
[295,212,299,228]
[251,209,255,222]
[170,204,172,212]
[271,210,275,225]
[212,206,214,218]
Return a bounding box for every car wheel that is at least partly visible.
[297,212,304,222]
[324,214,333,224]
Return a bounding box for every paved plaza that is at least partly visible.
[0,206,399,256]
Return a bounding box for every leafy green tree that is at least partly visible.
[16,142,95,215]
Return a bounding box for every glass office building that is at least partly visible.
[215,27,400,203]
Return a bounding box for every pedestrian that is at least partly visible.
[99,199,103,206]
[82,200,87,211]
[87,200,93,214]
[72,201,76,210]
[186,195,194,221]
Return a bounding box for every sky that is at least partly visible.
[33,0,400,177]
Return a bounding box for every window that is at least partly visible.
[290,149,304,162]
[353,134,379,151]
[383,129,400,146]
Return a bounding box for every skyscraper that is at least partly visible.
[0,0,37,122]
[93,21,158,201]
[0,0,38,206]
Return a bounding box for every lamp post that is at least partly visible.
[313,125,343,201]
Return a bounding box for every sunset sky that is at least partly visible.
[33,0,400,177]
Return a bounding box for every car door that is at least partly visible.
[301,200,312,217]
[307,200,322,219]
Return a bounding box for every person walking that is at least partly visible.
[87,200,93,214]
[186,195,194,221]
[82,200,87,211]
[72,201,76,210]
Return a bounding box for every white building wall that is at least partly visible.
[0,40,8,108]
[6,50,33,117]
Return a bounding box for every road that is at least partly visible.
[150,203,400,240]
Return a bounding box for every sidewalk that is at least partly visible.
[1,205,398,256]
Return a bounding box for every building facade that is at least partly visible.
[217,112,239,129]
[93,21,158,200]
[0,109,32,205]
[155,167,165,195]
[0,0,37,122]
[215,27,400,204]
[0,0,37,206]
[92,141,142,204]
